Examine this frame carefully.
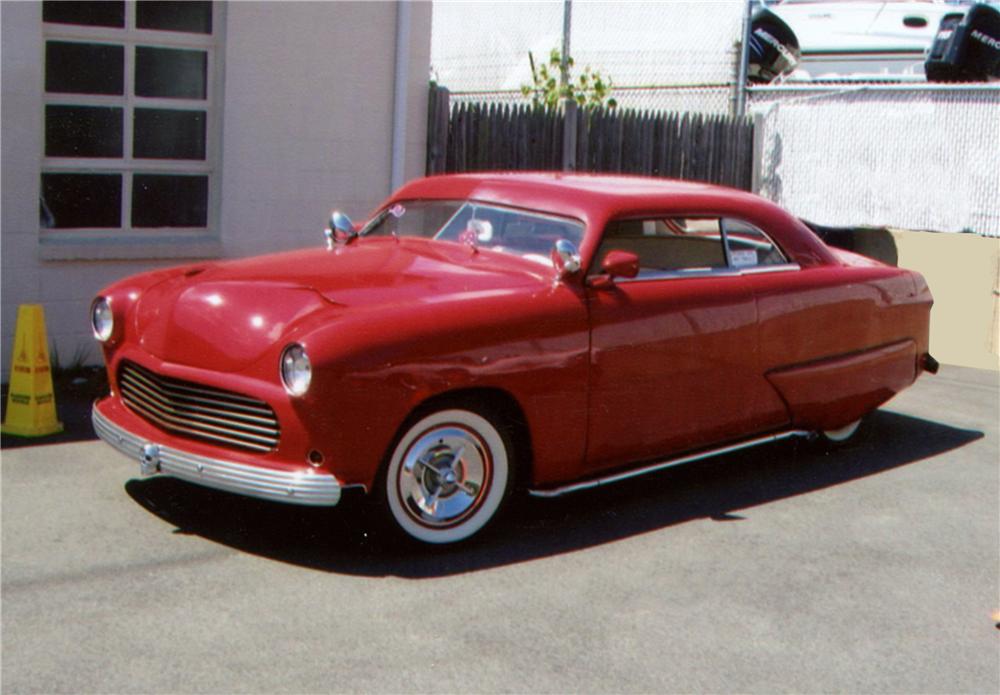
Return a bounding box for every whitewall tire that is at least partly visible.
[385,408,512,545]
[821,418,863,445]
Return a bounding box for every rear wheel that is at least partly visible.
[819,418,864,447]
[383,408,512,545]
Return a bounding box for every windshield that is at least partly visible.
[362,200,585,265]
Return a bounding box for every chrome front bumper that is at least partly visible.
[92,405,342,507]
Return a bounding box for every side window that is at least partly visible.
[597,217,728,276]
[722,218,788,267]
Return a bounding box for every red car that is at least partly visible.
[91,173,935,545]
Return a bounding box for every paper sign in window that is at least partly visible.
[731,249,758,267]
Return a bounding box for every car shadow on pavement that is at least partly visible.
[124,410,983,578]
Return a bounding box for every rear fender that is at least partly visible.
[765,340,918,432]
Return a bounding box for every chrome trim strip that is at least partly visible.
[737,263,801,275]
[93,405,341,507]
[613,269,741,283]
[605,263,801,284]
[528,430,811,498]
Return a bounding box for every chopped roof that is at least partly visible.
[387,172,838,267]
[393,172,763,222]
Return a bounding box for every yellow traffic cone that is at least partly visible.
[2,304,63,437]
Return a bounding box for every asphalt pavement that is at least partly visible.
[2,365,997,694]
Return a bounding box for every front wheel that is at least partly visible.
[384,408,512,545]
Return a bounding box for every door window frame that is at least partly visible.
[589,214,800,283]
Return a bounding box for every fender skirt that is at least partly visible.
[766,339,918,432]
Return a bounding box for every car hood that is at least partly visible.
[133,238,551,371]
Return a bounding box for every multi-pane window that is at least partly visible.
[41,1,218,237]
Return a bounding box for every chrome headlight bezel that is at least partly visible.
[280,343,312,397]
[91,297,114,342]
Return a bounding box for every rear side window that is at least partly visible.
[722,218,788,267]
[595,216,788,278]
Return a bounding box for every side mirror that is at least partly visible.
[551,239,581,278]
[324,209,357,249]
[601,250,639,279]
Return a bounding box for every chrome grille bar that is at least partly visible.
[122,366,273,416]
[121,390,279,448]
[119,373,279,434]
[119,361,280,453]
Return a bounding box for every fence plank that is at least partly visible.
[425,87,755,190]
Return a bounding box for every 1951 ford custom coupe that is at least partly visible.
[91,174,935,545]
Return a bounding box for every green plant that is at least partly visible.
[49,341,92,381]
[520,48,617,110]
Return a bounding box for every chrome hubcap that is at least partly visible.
[398,425,490,528]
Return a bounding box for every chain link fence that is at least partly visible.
[751,84,1000,237]
[432,2,1000,237]
[431,0,745,115]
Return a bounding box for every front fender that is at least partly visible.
[292,284,590,489]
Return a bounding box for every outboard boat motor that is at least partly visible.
[925,3,1000,82]
[748,8,801,83]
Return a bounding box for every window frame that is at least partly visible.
[362,199,586,260]
[39,1,225,260]
[589,214,799,283]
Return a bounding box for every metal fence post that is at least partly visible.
[751,111,764,194]
[562,99,578,171]
[734,0,752,118]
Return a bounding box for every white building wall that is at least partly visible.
[1,1,431,379]
[220,1,430,257]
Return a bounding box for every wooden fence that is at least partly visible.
[426,86,755,190]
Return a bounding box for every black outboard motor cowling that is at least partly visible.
[749,9,801,83]
[925,3,1000,82]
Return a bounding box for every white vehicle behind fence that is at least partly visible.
[754,0,980,80]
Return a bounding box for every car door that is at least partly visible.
[583,216,787,475]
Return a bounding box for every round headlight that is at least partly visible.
[91,297,114,342]
[280,344,312,396]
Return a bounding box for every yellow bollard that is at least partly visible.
[2,304,63,437]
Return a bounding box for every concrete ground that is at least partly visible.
[2,365,997,694]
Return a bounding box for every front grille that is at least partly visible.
[118,361,280,453]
